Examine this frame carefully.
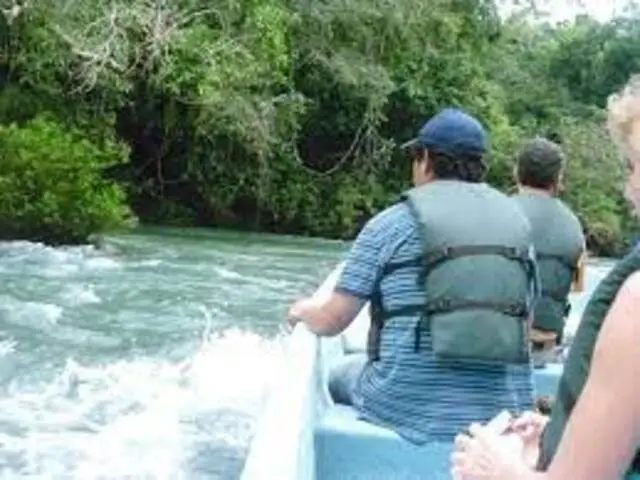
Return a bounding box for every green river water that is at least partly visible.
[0,228,346,479]
[0,227,615,479]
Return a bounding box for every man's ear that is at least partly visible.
[555,171,565,194]
[422,148,432,175]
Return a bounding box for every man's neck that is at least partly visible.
[518,185,555,197]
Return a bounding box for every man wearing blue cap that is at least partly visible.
[288,108,538,444]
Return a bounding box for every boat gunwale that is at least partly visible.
[240,265,344,480]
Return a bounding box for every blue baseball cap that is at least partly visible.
[402,108,487,156]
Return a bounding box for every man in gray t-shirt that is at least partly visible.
[511,137,586,363]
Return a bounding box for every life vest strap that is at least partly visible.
[382,245,532,277]
[537,252,577,273]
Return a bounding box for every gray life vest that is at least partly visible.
[538,247,640,474]
[512,192,584,341]
[367,180,538,364]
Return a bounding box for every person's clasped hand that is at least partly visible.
[508,411,549,467]
[451,422,531,480]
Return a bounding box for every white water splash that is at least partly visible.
[0,328,286,480]
[0,297,64,327]
[59,284,102,307]
[0,241,121,278]
[0,339,16,357]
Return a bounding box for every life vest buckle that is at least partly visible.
[506,303,527,317]
[427,298,451,313]
[505,246,521,259]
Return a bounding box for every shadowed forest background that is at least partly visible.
[0,0,638,256]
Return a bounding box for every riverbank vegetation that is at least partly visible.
[0,0,637,255]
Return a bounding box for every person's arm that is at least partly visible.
[544,271,640,480]
[288,206,403,336]
[571,248,586,293]
[288,292,365,336]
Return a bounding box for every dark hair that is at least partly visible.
[410,146,486,183]
[516,138,565,189]
[546,130,563,145]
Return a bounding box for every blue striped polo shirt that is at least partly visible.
[335,202,535,444]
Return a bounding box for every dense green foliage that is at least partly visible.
[0,116,133,243]
[0,0,638,253]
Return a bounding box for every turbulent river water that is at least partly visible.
[0,228,345,479]
[0,227,615,479]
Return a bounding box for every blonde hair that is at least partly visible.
[607,75,640,147]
